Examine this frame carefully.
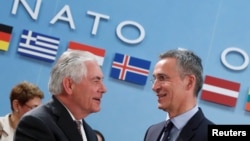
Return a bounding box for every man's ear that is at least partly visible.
[62,77,74,95]
[185,74,195,90]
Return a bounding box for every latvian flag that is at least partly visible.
[0,23,13,51]
[245,88,250,111]
[68,41,106,66]
[18,29,60,63]
[201,75,240,107]
[110,53,151,85]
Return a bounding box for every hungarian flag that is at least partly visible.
[110,53,151,85]
[68,41,106,66]
[0,23,13,51]
[245,88,250,111]
[201,75,240,107]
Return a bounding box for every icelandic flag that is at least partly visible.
[18,29,60,63]
[68,41,106,66]
[0,23,13,51]
[201,75,241,107]
[245,88,250,111]
[110,53,151,85]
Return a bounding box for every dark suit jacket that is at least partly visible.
[144,108,214,141]
[14,96,97,141]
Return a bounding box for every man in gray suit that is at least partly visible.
[14,50,107,141]
[144,49,214,141]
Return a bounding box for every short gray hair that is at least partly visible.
[48,50,97,95]
[159,49,203,96]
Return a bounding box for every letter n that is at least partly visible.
[11,0,42,20]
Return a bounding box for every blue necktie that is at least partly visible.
[162,121,174,141]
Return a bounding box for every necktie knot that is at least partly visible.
[75,120,82,135]
[162,120,174,141]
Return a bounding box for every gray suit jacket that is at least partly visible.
[144,108,214,141]
[14,96,97,141]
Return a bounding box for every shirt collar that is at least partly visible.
[166,105,199,130]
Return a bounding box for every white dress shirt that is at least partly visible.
[165,105,199,141]
[64,107,88,141]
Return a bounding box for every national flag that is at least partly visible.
[245,88,250,111]
[18,29,60,63]
[68,41,106,66]
[201,75,240,107]
[0,23,13,51]
[110,53,151,85]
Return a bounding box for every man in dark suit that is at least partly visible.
[144,49,214,141]
[14,50,107,141]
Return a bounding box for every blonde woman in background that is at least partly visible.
[0,81,44,141]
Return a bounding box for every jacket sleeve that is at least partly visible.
[14,115,56,141]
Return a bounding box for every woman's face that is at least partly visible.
[17,97,42,118]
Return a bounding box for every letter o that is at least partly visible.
[116,21,145,44]
[221,47,249,71]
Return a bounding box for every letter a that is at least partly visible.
[50,5,76,30]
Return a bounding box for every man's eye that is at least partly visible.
[158,76,166,81]
[92,77,104,84]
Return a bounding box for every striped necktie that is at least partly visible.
[75,120,82,136]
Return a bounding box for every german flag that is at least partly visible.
[0,23,13,51]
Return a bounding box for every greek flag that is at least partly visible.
[18,29,60,62]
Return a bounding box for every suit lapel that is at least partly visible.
[145,121,165,141]
[51,96,83,141]
[176,108,205,141]
[57,116,82,141]
[82,119,97,141]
